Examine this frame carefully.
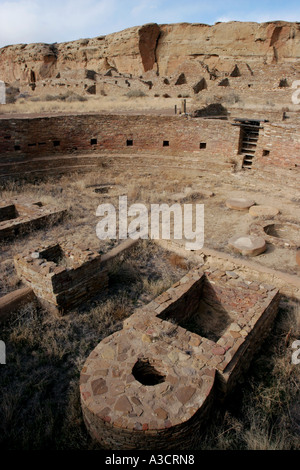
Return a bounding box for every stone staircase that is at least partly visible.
[240,122,261,169]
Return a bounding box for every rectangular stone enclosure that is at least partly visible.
[14,242,109,312]
[124,268,280,395]
[0,198,66,240]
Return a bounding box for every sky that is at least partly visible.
[0,0,299,48]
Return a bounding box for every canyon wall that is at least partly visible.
[0,21,299,85]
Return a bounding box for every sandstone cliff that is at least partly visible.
[0,21,299,86]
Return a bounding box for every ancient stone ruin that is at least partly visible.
[0,197,66,240]
[14,239,138,313]
[0,19,299,451]
[80,266,279,449]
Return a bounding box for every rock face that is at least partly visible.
[0,21,299,86]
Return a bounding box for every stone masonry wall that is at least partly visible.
[1,114,298,178]
[14,242,108,312]
[0,114,238,156]
[0,114,239,177]
[0,197,66,240]
[255,122,300,168]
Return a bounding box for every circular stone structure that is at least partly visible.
[250,220,300,248]
[228,235,267,256]
[225,198,255,211]
[80,328,215,450]
[249,205,280,218]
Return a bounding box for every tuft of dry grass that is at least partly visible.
[167,253,188,270]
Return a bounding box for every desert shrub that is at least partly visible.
[65,94,87,102]
[126,90,146,98]
[35,92,88,102]
[224,92,241,104]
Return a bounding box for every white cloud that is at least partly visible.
[216,6,300,24]
[0,0,117,46]
[0,0,299,48]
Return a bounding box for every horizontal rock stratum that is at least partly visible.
[0,21,299,84]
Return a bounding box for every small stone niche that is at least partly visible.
[39,244,70,267]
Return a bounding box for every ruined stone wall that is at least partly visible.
[0,114,237,157]
[0,114,240,177]
[0,114,299,178]
[255,121,300,168]
[14,242,109,311]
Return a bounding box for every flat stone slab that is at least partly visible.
[249,205,280,217]
[296,250,300,266]
[228,235,267,256]
[226,198,255,210]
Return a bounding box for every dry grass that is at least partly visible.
[0,94,181,116]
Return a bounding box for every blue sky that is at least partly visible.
[0,0,299,47]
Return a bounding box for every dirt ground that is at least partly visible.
[1,159,299,294]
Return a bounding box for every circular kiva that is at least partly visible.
[296,250,300,266]
[250,220,300,249]
[249,205,280,217]
[228,235,266,256]
[80,328,215,450]
[225,198,255,210]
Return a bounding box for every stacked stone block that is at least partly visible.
[14,242,108,312]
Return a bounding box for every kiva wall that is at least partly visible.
[0,114,238,157]
[0,114,299,178]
